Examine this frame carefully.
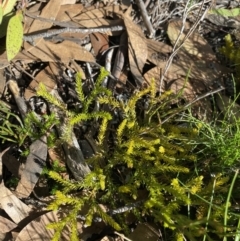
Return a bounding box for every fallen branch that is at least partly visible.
[23,26,125,43]
[136,0,155,38]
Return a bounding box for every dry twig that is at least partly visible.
[136,0,155,38]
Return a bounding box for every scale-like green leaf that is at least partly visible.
[6,11,23,61]
[0,4,3,24]
[0,12,14,38]
[3,0,17,15]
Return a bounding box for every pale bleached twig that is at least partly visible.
[161,86,225,124]
[114,231,133,241]
[159,0,208,92]
[136,0,155,38]
[23,26,125,43]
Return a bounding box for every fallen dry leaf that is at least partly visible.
[145,50,228,90]
[167,20,229,85]
[16,136,48,198]
[112,31,128,81]
[0,69,6,95]
[24,0,64,51]
[2,151,21,178]
[74,5,125,21]
[0,49,39,69]
[123,14,148,86]
[127,223,159,241]
[61,0,76,4]
[168,20,217,58]
[24,65,57,99]
[56,4,83,22]
[144,62,197,97]
[146,39,172,65]
[0,216,17,233]
[90,33,109,59]
[0,182,31,224]
[25,1,63,32]
[15,211,64,241]
[25,39,95,63]
[23,3,41,33]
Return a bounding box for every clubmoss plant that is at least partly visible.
[32,67,239,241]
[1,67,240,240]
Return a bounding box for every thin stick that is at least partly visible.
[114,231,133,241]
[162,86,225,124]
[23,26,125,43]
[159,0,208,92]
[136,0,155,38]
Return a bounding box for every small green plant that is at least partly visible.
[41,160,66,195]
[37,69,112,144]
[5,176,19,188]
[220,34,240,93]
[34,68,239,241]
[185,101,240,168]
[2,68,240,240]
[0,101,59,146]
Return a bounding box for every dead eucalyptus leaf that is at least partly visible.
[24,0,64,51]
[15,211,63,241]
[74,5,125,21]
[25,0,63,33]
[25,39,95,63]
[56,3,83,22]
[61,0,77,4]
[2,151,21,178]
[145,48,228,88]
[147,39,172,65]
[0,49,38,69]
[0,216,17,233]
[0,182,31,224]
[144,62,187,87]
[15,136,48,198]
[168,20,214,58]
[144,60,214,120]
[167,20,229,83]
[90,32,109,58]
[176,50,229,84]
[123,14,148,86]
[0,69,6,96]
[204,13,230,27]
[144,63,206,101]
[128,223,159,241]
[112,31,128,80]
[24,65,57,99]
